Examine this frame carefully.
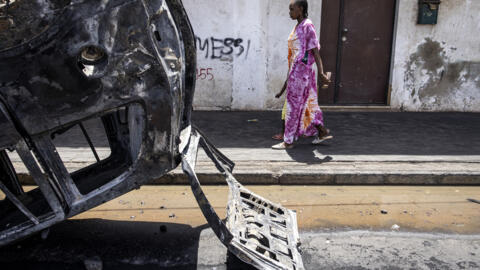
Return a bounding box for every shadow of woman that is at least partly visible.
[285,142,333,165]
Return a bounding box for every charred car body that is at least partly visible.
[0,1,304,269]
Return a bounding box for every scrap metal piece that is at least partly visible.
[467,198,480,204]
[182,128,305,270]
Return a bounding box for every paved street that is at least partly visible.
[1,185,479,269]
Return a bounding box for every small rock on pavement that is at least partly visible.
[391,224,400,231]
[169,213,176,218]
[381,210,388,214]
[84,257,103,270]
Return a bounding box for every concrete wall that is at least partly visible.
[391,0,480,112]
[183,0,480,111]
[183,0,321,110]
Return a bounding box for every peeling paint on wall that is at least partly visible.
[392,0,480,112]
[404,38,480,110]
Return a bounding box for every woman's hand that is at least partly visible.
[318,72,331,90]
[320,73,331,84]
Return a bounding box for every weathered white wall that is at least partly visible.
[183,0,321,110]
[391,0,480,111]
[184,0,480,111]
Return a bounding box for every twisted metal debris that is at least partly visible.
[0,1,303,269]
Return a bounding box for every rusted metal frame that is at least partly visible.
[225,184,303,270]
[228,191,302,264]
[182,129,304,270]
[195,134,298,249]
[225,193,289,270]
[0,179,39,225]
[212,146,302,269]
[228,244,288,270]
[15,140,65,215]
[78,122,101,163]
[0,140,65,246]
[164,0,197,130]
[0,150,23,195]
[182,130,234,244]
[142,0,185,87]
[0,100,69,205]
[194,126,234,172]
[32,136,82,205]
[467,198,480,204]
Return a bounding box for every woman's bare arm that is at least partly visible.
[311,47,330,87]
[275,79,288,98]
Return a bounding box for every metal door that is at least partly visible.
[319,0,396,105]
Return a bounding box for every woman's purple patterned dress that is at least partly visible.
[283,19,324,144]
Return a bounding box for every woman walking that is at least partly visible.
[272,0,332,150]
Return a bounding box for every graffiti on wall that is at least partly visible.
[196,67,214,81]
[196,36,251,60]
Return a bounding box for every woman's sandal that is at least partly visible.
[272,134,284,140]
[312,135,333,145]
[272,142,294,150]
[312,128,333,145]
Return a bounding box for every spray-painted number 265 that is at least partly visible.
[196,68,214,81]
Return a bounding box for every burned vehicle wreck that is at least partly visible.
[0,0,304,269]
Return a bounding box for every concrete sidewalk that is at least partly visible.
[10,111,480,185]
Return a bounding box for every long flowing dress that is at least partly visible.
[283,18,324,144]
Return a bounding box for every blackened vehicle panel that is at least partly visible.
[0,103,21,147]
[0,0,196,246]
[0,0,182,142]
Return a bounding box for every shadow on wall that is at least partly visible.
[0,219,256,270]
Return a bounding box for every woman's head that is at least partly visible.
[289,0,308,20]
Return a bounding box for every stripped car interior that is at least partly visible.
[0,1,304,269]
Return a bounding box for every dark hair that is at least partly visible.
[295,0,308,18]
